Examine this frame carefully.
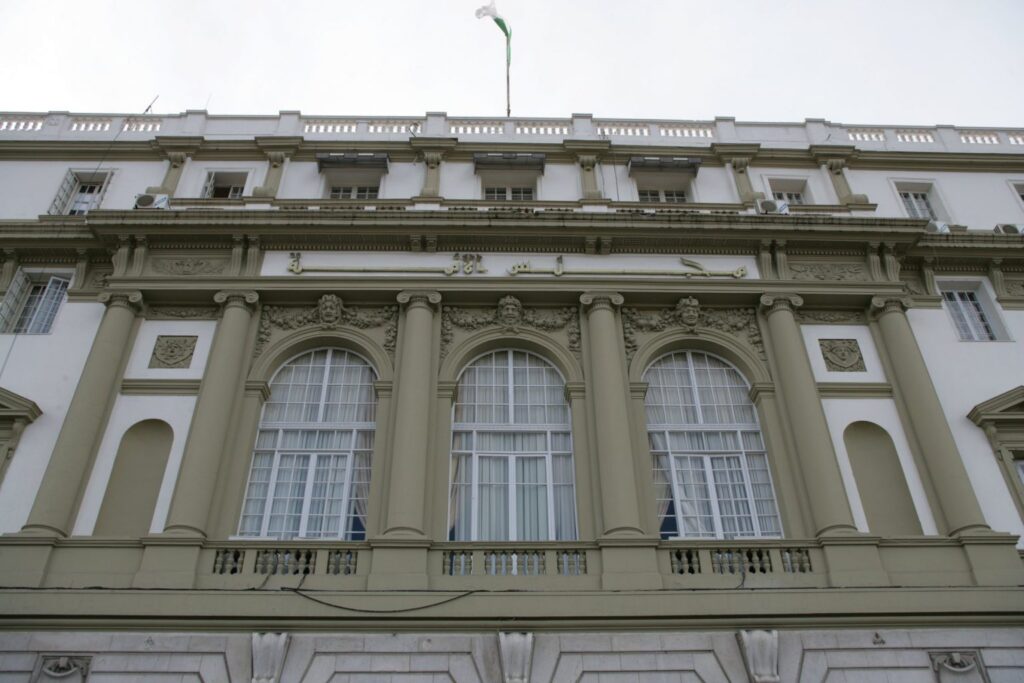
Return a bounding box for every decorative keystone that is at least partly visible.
[252,632,290,683]
[498,632,535,683]
[737,630,780,683]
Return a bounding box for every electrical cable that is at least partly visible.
[281,587,479,614]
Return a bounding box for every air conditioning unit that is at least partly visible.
[994,223,1023,235]
[134,193,169,209]
[926,220,950,233]
[757,198,789,215]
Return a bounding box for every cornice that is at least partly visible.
[120,379,202,395]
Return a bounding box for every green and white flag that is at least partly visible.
[475,1,511,65]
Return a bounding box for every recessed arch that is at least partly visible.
[440,327,583,384]
[249,327,393,384]
[844,420,923,536]
[629,328,771,385]
[94,419,173,537]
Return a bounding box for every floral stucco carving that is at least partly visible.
[440,295,580,359]
[818,339,866,372]
[147,306,220,320]
[795,310,866,324]
[789,262,867,281]
[1005,280,1024,296]
[622,297,765,361]
[256,294,398,357]
[149,335,198,369]
[151,257,227,276]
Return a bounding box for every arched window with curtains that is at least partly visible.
[644,351,781,539]
[238,348,376,540]
[448,349,577,541]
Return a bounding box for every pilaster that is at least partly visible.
[146,136,203,196]
[811,146,870,206]
[253,136,302,198]
[410,138,457,199]
[711,143,763,205]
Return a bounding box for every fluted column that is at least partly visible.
[22,291,142,537]
[580,292,644,537]
[163,290,258,537]
[870,296,989,535]
[760,293,858,537]
[382,290,441,538]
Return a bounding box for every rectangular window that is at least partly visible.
[941,289,997,341]
[773,190,804,205]
[639,189,688,203]
[329,186,379,199]
[202,171,247,199]
[900,190,936,219]
[48,170,112,215]
[484,186,534,201]
[0,271,71,334]
[767,178,809,206]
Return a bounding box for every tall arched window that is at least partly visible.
[238,348,376,540]
[644,351,781,539]
[448,350,577,541]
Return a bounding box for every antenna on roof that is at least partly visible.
[142,95,159,115]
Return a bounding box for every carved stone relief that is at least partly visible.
[256,294,398,357]
[147,305,220,320]
[151,257,228,276]
[929,651,989,682]
[85,268,111,290]
[440,295,581,359]
[33,656,91,682]
[498,632,534,683]
[621,297,765,362]
[789,262,867,281]
[901,275,928,295]
[1005,280,1024,296]
[819,339,866,372]
[737,629,780,683]
[795,310,866,325]
[252,632,290,683]
[149,335,198,369]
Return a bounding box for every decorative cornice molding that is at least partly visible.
[151,257,228,276]
[795,309,866,325]
[120,379,203,395]
[815,382,893,398]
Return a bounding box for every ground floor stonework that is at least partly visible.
[1,628,1022,682]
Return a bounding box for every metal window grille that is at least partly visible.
[942,290,996,341]
[900,191,936,219]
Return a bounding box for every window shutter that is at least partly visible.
[0,270,31,332]
[48,170,78,215]
[94,170,113,210]
[26,275,70,333]
[201,173,216,199]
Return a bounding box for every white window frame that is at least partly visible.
[201,171,249,199]
[49,169,113,215]
[483,186,535,201]
[328,185,380,200]
[448,349,578,542]
[937,279,1009,342]
[237,348,377,540]
[1008,180,1024,212]
[0,269,72,334]
[766,177,811,206]
[644,351,782,540]
[891,179,950,222]
[638,188,688,203]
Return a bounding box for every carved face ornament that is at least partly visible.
[497,295,524,330]
[675,297,701,329]
[318,294,344,327]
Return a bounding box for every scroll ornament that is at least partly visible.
[789,263,867,281]
[622,297,765,361]
[256,294,397,356]
[440,295,580,359]
[151,257,227,276]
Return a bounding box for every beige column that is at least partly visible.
[146,137,203,196]
[252,137,301,198]
[760,293,858,537]
[577,155,602,200]
[580,292,644,537]
[21,291,142,537]
[870,296,990,535]
[822,158,869,205]
[163,290,258,537]
[726,157,763,204]
[382,290,441,538]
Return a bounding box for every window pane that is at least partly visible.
[516,456,549,541]
[477,456,509,540]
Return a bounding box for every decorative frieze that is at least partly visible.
[621,296,765,361]
[149,335,198,369]
[789,262,867,281]
[440,295,580,359]
[819,339,866,372]
[151,257,228,276]
[256,294,398,357]
[146,305,220,320]
[795,310,866,324]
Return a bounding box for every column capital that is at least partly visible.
[397,290,442,308]
[580,291,624,311]
[97,290,143,311]
[869,295,913,318]
[759,293,803,314]
[213,290,259,310]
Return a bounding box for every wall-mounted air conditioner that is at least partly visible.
[926,220,950,233]
[994,223,1023,235]
[134,193,169,209]
[757,198,789,215]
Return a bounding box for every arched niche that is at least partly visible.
[94,419,173,537]
[844,420,923,536]
[249,327,392,384]
[440,327,583,384]
[628,328,771,386]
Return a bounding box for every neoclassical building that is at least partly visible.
[0,110,1023,681]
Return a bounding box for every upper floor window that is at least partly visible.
[0,270,70,334]
[238,348,377,540]
[894,181,948,221]
[48,170,112,215]
[939,284,1005,341]
[767,178,809,206]
[329,186,379,200]
[900,190,935,219]
[448,350,577,542]
[1013,182,1024,206]
[638,188,688,203]
[202,171,247,199]
[484,186,534,201]
[644,351,781,540]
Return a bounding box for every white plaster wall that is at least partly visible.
[0,160,166,217]
[845,169,1024,227]
[748,165,837,205]
[692,165,738,203]
[177,159,268,198]
[72,393,196,535]
[438,161,478,199]
[538,163,580,201]
[0,300,104,532]
[382,161,425,198]
[822,397,939,535]
[801,324,887,383]
[598,163,632,202]
[123,320,216,380]
[907,293,1024,542]
[276,159,319,198]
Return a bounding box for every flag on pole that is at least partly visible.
[475,1,511,65]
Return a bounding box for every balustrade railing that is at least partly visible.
[438,544,592,577]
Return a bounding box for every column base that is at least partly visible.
[820,536,889,587]
[0,537,54,587]
[366,544,430,590]
[958,533,1024,586]
[597,537,663,590]
[132,537,203,589]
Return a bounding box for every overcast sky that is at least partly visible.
[2,0,1022,126]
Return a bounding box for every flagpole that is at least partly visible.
[505,35,511,118]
